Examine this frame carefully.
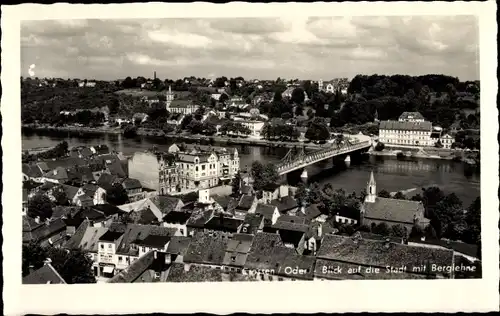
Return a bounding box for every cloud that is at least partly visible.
[21,16,479,80]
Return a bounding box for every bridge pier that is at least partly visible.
[285,168,307,185]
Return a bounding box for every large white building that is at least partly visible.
[378,112,434,147]
[168,144,240,190]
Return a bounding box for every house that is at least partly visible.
[121,178,144,202]
[222,233,255,272]
[42,167,69,183]
[22,216,67,247]
[186,209,215,236]
[399,112,426,123]
[240,213,265,235]
[183,231,230,268]
[314,234,455,280]
[254,204,280,226]
[261,184,289,204]
[234,195,258,219]
[22,259,67,284]
[165,236,192,263]
[379,117,434,147]
[108,250,170,283]
[271,218,309,254]
[169,100,199,115]
[162,211,192,236]
[270,196,299,215]
[297,203,324,222]
[150,195,184,214]
[22,163,44,182]
[96,223,178,279]
[166,262,255,282]
[82,183,107,205]
[440,134,454,149]
[244,232,316,281]
[118,198,164,223]
[361,172,430,233]
[204,215,243,237]
[332,206,361,226]
[65,219,109,275]
[166,113,185,126]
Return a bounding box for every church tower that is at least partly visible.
[374,109,379,122]
[318,79,324,92]
[165,85,174,110]
[365,171,377,203]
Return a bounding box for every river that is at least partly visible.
[22,130,480,207]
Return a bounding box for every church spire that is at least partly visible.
[365,171,377,203]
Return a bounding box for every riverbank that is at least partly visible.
[22,124,327,150]
[23,123,123,135]
[369,147,479,166]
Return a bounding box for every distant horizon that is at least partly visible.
[21,16,479,82]
[21,73,479,83]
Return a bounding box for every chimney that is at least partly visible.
[317,224,322,238]
[45,218,50,226]
[43,258,52,266]
[28,265,35,274]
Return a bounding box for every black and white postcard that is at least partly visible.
[2,1,498,314]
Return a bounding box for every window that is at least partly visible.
[202,165,206,171]
[108,244,112,249]
[118,256,122,262]
[180,229,184,235]
[100,244,104,250]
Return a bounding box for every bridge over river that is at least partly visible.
[276,135,372,176]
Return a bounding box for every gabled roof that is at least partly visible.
[166,262,255,282]
[399,111,425,121]
[66,223,109,252]
[237,195,255,211]
[317,234,454,275]
[379,120,432,132]
[112,224,177,256]
[108,250,156,283]
[244,232,315,280]
[183,231,230,265]
[97,173,119,191]
[43,167,69,181]
[149,195,183,214]
[163,211,191,224]
[121,178,142,190]
[241,213,265,235]
[186,209,214,228]
[134,234,171,248]
[204,216,243,233]
[297,204,322,220]
[166,236,192,255]
[23,264,67,284]
[22,163,43,178]
[270,196,299,213]
[363,197,425,225]
[254,204,277,221]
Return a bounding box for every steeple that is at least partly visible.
[365,171,377,203]
[165,85,174,110]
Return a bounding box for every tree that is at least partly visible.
[409,225,424,240]
[375,142,385,151]
[105,183,129,205]
[52,186,69,206]
[180,114,194,130]
[390,224,407,238]
[377,189,391,198]
[424,224,437,240]
[251,161,279,191]
[295,182,308,206]
[22,242,96,283]
[393,191,406,200]
[123,124,137,138]
[462,197,481,244]
[291,87,306,104]
[305,119,330,142]
[372,222,390,236]
[27,194,53,220]
[231,172,242,197]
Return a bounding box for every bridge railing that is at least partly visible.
[276,140,370,173]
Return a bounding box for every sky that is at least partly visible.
[21,16,479,81]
